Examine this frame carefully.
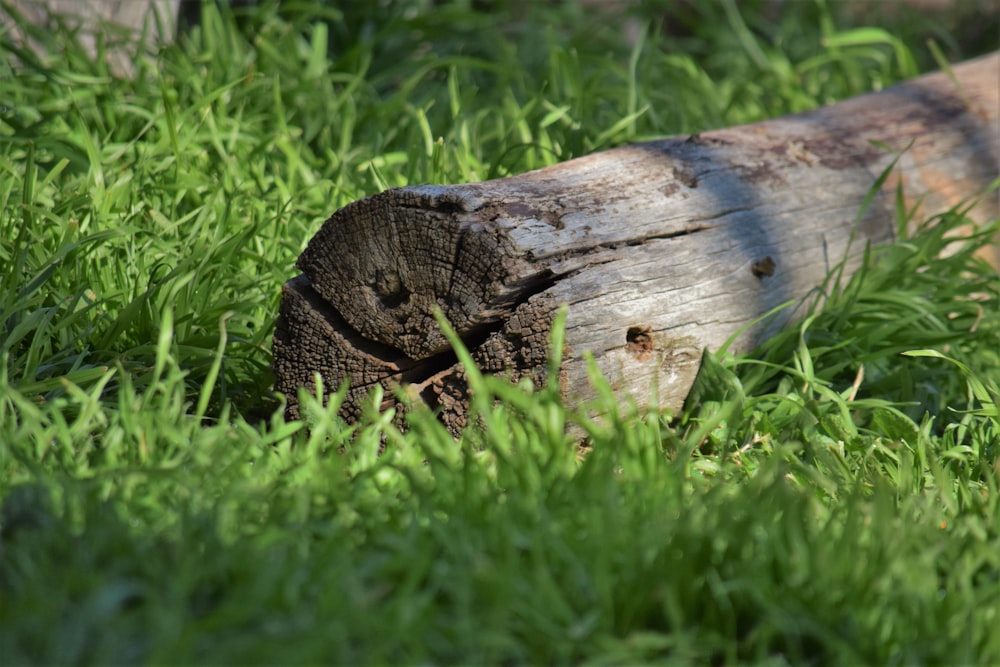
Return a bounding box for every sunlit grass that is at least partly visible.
[1,0,998,663]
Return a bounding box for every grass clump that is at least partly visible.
[1,0,999,664]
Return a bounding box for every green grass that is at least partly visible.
[1,0,999,663]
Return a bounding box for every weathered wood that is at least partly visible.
[3,0,179,76]
[274,52,1000,431]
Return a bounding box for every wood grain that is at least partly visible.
[276,52,999,431]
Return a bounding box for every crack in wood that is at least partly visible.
[528,222,720,263]
[280,260,569,400]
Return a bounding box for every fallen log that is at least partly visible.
[3,0,179,77]
[274,52,999,433]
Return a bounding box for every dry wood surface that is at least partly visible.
[274,52,999,434]
[3,0,179,75]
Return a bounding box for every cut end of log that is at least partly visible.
[296,186,540,360]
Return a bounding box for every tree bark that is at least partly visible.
[274,52,999,433]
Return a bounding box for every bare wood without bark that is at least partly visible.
[4,0,179,76]
[274,52,1000,433]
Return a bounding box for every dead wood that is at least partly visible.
[273,52,999,433]
[3,0,179,76]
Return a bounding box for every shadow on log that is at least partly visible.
[274,52,999,434]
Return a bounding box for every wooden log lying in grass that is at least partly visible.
[274,52,999,433]
[3,0,180,76]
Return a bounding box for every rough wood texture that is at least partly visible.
[274,52,999,432]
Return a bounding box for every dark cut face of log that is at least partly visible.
[273,275,406,423]
[296,187,544,360]
[274,53,1000,436]
[274,274,560,432]
[409,293,562,434]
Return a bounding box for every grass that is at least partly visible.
[1,0,999,663]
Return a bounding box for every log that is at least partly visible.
[274,52,1000,433]
[3,0,180,76]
